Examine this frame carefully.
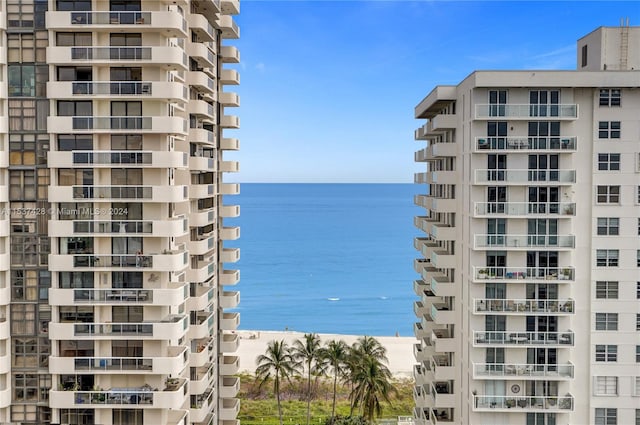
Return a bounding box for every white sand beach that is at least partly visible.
[235,330,417,378]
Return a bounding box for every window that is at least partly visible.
[598,154,621,171]
[595,313,618,330]
[597,218,619,235]
[637,186,640,204]
[638,250,640,267]
[110,33,142,46]
[56,32,92,46]
[57,101,92,117]
[56,0,92,11]
[597,186,620,204]
[581,45,588,67]
[637,346,640,362]
[637,282,640,299]
[598,121,621,139]
[638,218,640,235]
[599,89,621,107]
[596,344,618,362]
[594,378,618,396]
[595,281,618,299]
[58,135,92,151]
[596,250,619,267]
[637,314,640,331]
[57,66,92,82]
[595,408,617,424]
[113,410,143,425]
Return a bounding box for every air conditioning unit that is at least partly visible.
[141,83,151,94]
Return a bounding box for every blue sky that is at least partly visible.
[225,1,640,183]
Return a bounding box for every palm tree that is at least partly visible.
[349,355,395,422]
[346,336,389,415]
[292,333,322,425]
[320,339,350,420]
[255,340,297,425]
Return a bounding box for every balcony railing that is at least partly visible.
[474,234,575,249]
[71,47,152,60]
[74,357,153,371]
[69,11,151,25]
[73,288,153,303]
[473,394,574,411]
[475,104,578,119]
[473,331,574,346]
[72,151,153,164]
[473,362,574,379]
[474,202,575,216]
[473,266,574,281]
[74,315,186,337]
[72,186,150,199]
[474,298,575,314]
[475,137,577,151]
[71,81,153,96]
[475,169,576,184]
[71,116,151,130]
[72,255,153,268]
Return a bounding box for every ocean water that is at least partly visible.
[225,183,421,336]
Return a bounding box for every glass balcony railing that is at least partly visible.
[72,186,152,200]
[474,331,574,346]
[73,288,153,303]
[473,266,574,281]
[475,169,576,183]
[71,47,152,60]
[70,11,151,25]
[72,254,153,268]
[71,151,152,164]
[71,116,151,130]
[475,136,577,151]
[474,202,575,216]
[474,298,575,314]
[474,234,575,249]
[74,357,153,371]
[71,82,153,96]
[473,362,574,379]
[475,104,578,118]
[473,394,574,411]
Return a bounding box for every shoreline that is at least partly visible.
[235,330,417,378]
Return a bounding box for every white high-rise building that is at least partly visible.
[412,25,640,425]
[0,1,240,424]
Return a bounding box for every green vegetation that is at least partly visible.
[240,334,415,425]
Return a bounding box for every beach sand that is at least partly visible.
[236,330,417,378]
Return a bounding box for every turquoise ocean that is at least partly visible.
[226,183,421,336]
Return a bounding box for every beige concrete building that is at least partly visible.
[0,0,240,424]
[412,26,640,425]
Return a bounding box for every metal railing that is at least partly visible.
[72,186,152,200]
[475,136,577,151]
[72,254,153,268]
[473,394,574,410]
[474,202,575,216]
[72,151,153,164]
[473,331,574,346]
[74,390,154,405]
[473,362,574,378]
[71,116,152,130]
[74,357,153,371]
[475,104,578,118]
[474,298,575,314]
[70,11,151,25]
[475,169,576,183]
[474,234,575,248]
[71,47,152,60]
[73,288,153,303]
[71,81,152,96]
[473,266,574,281]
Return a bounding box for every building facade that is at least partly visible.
[412,26,640,425]
[0,0,241,424]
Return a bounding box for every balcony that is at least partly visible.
[0,320,8,341]
[220,205,240,218]
[190,156,216,172]
[221,115,240,128]
[429,249,456,269]
[425,114,456,135]
[220,291,240,309]
[47,116,187,135]
[189,128,215,145]
[220,377,240,398]
[414,301,431,317]
[473,266,574,283]
[472,394,574,412]
[49,283,189,307]
[474,202,575,217]
[473,330,574,347]
[190,208,216,227]
[221,161,240,173]
[220,398,240,420]
[475,104,578,119]
[191,389,214,423]
[49,315,188,341]
[429,355,455,380]
[186,41,215,69]
[188,311,215,340]
[221,332,239,352]
[474,169,576,184]
[191,363,215,394]
[430,275,455,297]
[217,15,240,39]
[429,223,456,241]
[475,136,577,152]
[49,346,188,376]
[430,382,455,407]
[474,234,575,250]
[220,183,240,195]
[430,304,455,325]
[431,329,456,353]
[221,248,240,263]
[188,99,216,122]
[221,137,239,150]
[429,408,454,425]
[190,13,215,42]
[472,362,574,380]
[220,46,240,63]
[473,298,575,315]
[48,150,187,168]
[47,46,187,69]
[187,71,215,94]
[423,197,457,213]
[219,92,240,107]
[221,0,240,14]
[190,184,216,200]
[46,11,187,37]
[221,269,240,285]
[221,312,240,331]
[190,338,215,367]
[48,249,188,272]
[220,69,240,85]
[187,260,215,283]
[49,379,188,409]
[49,216,188,238]
[49,185,188,203]
[188,285,214,311]
[189,236,215,256]
[413,342,428,363]
[220,355,240,375]
[47,81,186,102]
